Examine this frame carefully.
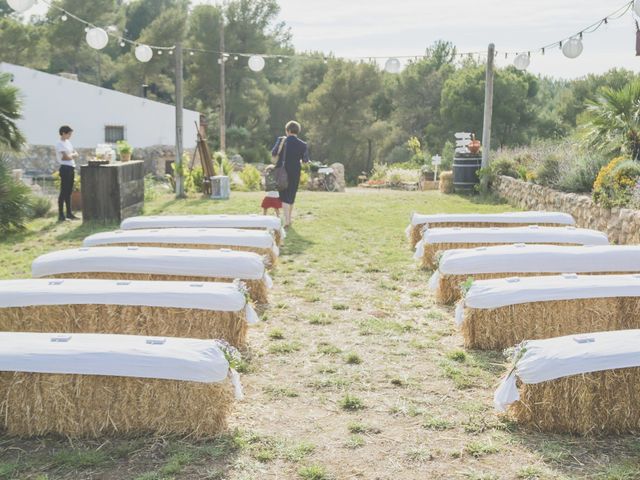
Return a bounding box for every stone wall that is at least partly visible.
[493,175,640,245]
[5,145,194,178]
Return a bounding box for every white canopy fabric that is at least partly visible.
[409,211,575,227]
[494,329,640,411]
[0,332,230,383]
[32,246,269,282]
[0,278,259,323]
[83,228,279,257]
[437,244,640,275]
[414,226,608,260]
[121,214,285,239]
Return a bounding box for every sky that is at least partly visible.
[21,0,640,79]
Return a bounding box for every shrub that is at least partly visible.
[535,155,561,187]
[299,169,310,190]
[29,195,51,218]
[239,164,261,191]
[490,158,519,178]
[213,151,234,176]
[0,155,32,232]
[386,145,411,164]
[370,163,388,181]
[555,154,609,193]
[593,156,640,207]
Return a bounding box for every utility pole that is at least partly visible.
[175,42,185,198]
[219,14,226,152]
[480,43,495,193]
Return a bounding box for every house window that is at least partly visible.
[105,125,125,143]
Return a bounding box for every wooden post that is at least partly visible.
[480,43,495,193]
[175,42,185,198]
[219,15,226,152]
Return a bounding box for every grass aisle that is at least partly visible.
[1,189,639,480]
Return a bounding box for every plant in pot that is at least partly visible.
[116,140,133,162]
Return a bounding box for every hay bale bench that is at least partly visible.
[406,211,575,249]
[0,332,241,438]
[456,273,640,350]
[83,227,279,268]
[32,246,272,305]
[121,214,286,246]
[494,329,640,435]
[414,225,608,270]
[430,244,640,305]
[0,279,259,348]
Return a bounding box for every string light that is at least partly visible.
[61,13,67,21]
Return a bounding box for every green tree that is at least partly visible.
[0,17,49,69]
[298,60,382,180]
[0,72,25,151]
[582,80,640,160]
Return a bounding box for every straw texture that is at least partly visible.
[509,367,640,435]
[0,305,250,349]
[0,372,234,438]
[461,297,638,350]
[49,272,269,305]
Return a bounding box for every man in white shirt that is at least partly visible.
[55,125,79,221]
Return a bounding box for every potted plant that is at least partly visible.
[116,140,133,162]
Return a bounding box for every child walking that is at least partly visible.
[261,165,282,217]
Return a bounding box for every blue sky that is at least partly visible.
[23,0,640,79]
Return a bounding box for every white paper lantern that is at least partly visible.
[562,38,583,59]
[634,0,640,16]
[513,53,530,71]
[86,27,109,50]
[248,55,265,72]
[7,0,35,12]
[384,58,401,74]
[135,44,153,63]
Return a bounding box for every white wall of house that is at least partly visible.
[0,62,199,149]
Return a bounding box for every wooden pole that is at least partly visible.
[219,15,226,152]
[481,43,495,171]
[175,42,185,198]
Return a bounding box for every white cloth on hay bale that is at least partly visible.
[408,210,574,231]
[494,329,640,411]
[455,273,640,327]
[121,213,285,240]
[0,278,259,324]
[31,246,271,287]
[83,227,279,258]
[414,225,608,260]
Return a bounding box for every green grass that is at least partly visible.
[298,464,330,480]
[344,352,362,364]
[339,394,365,411]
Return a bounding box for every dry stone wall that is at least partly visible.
[492,175,640,245]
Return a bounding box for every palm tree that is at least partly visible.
[0,72,25,152]
[583,80,640,160]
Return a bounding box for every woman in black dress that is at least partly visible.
[271,121,310,228]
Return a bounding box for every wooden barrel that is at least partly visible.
[453,155,481,193]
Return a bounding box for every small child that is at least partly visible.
[261,165,282,216]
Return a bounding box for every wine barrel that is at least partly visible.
[453,155,481,193]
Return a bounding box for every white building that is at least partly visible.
[0,62,199,149]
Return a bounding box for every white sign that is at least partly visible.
[431,155,442,166]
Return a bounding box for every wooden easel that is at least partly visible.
[191,121,216,195]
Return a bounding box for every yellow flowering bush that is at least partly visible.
[592,156,640,207]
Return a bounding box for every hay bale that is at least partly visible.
[458,274,640,350]
[439,171,453,193]
[83,228,279,268]
[0,332,238,438]
[407,212,575,248]
[414,226,608,269]
[0,279,259,349]
[121,214,285,246]
[433,244,640,304]
[494,330,640,434]
[32,247,271,305]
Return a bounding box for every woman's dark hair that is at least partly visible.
[285,121,300,135]
[59,125,73,135]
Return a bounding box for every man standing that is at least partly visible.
[55,125,79,222]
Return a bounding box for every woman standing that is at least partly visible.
[55,125,79,221]
[272,120,309,228]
